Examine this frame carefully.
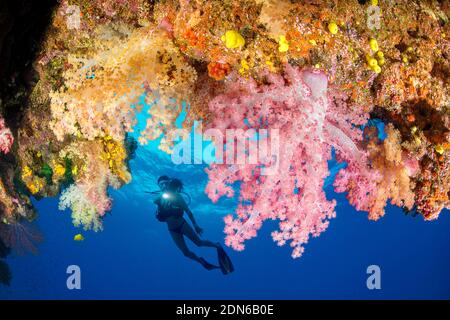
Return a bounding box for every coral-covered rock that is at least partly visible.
[0,118,13,154]
[0,0,448,260]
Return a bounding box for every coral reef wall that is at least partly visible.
[1,0,58,256]
[0,0,448,258]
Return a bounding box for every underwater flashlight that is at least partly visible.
[162,193,170,199]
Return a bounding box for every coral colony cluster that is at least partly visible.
[0,0,449,259]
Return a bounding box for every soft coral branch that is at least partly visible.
[205,65,374,258]
[0,118,13,154]
[334,123,416,220]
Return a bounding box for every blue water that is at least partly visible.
[1,109,449,300]
[1,133,450,299]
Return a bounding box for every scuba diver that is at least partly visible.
[149,176,234,274]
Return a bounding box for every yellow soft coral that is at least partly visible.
[50,28,197,152]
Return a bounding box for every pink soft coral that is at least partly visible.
[0,117,14,154]
[205,65,375,258]
[334,124,416,220]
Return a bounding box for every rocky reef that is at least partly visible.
[0,0,448,260]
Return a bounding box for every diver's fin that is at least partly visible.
[217,247,234,275]
[199,257,219,271]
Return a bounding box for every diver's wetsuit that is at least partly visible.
[154,192,221,270]
[169,219,186,234]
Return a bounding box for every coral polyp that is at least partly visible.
[0,0,448,259]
